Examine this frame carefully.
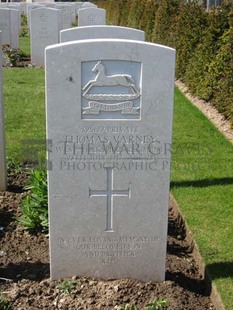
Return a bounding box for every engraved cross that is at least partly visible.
[39,13,48,23]
[89,168,130,232]
[87,13,96,22]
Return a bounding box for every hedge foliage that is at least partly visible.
[95,0,233,125]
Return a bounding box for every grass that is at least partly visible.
[2,67,233,308]
[19,36,30,57]
[19,19,30,57]
[3,68,45,162]
[171,88,233,309]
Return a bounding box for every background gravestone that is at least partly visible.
[27,4,45,29]
[81,2,97,9]
[56,4,72,30]
[78,7,106,27]
[0,8,19,48]
[46,38,175,282]
[2,4,21,30]
[0,32,7,191]
[30,7,61,66]
[60,25,145,43]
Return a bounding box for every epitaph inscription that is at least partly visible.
[57,235,160,265]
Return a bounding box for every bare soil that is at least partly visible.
[0,172,220,309]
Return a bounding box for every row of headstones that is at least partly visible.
[30,6,106,65]
[0,3,176,282]
[0,1,96,50]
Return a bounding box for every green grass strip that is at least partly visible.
[3,68,233,309]
[3,68,45,162]
[19,28,30,57]
[172,87,233,310]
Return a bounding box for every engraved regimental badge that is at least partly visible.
[81,60,142,120]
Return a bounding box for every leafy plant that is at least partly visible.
[0,293,11,310]
[145,297,170,310]
[6,157,23,174]
[56,280,78,295]
[20,28,29,37]
[21,13,27,27]
[17,169,48,232]
[2,45,24,67]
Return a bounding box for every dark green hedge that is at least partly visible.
[95,0,233,125]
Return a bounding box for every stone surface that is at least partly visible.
[0,8,19,48]
[1,4,21,30]
[27,4,45,27]
[30,7,61,66]
[0,9,11,45]
[46,39,175,282]
[60,25,145,43]
[78,7,106,27]
[56,4,72,30]
[0,32,7,191]
[81,2,97,9]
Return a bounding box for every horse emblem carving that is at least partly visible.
[82,61,140,97]
[82,61,141,116]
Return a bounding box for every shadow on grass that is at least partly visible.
[171,177,233,188]
[0,262,49,282]
[206,261,233,279]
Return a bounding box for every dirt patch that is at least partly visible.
[0,173,220,309]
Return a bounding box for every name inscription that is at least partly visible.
[49,126,172,171]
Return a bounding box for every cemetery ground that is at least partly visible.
[0,173,218,310]
[1,47,233,309]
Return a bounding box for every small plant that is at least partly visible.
[0,292,11,310]
[20,28,29,37]
[56,280,78,295]
[6,158,23,174]
[17,169,48,232]
[2,45,24,67]
[21,13,27,26]
[115,304,137,310]
[145,297,170,310]
[72,21,78,27]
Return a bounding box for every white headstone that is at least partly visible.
[4,4,21,29]
[27,4,45,27]
[81,2,97,8]
[0,32,7,191]
[78,7,106,27]
[0,8,19,48]
[30,7,61,66]
[34,0,55,2]
[75,2,83,14]
[56,4,72,30]
[46,38,175,281]
[60,25,145,43]
[0,9,11,45]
